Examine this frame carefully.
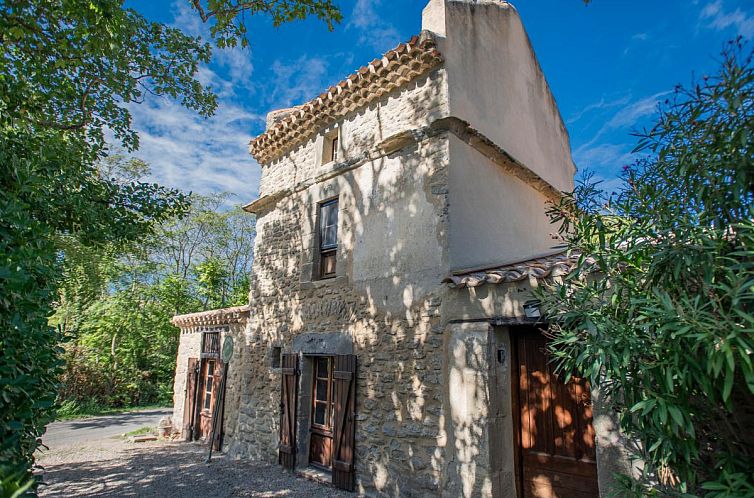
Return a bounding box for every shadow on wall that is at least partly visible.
[236,73,500,496]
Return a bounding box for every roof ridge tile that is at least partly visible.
[250,33,444,164]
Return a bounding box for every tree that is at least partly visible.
[190,0,342,48]
[54,194,254,416]
[538,40,754,497]
[0,0,338,492]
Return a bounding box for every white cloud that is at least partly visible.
[569,92,670,180]
[268,56,330,107]
[171,1,254,88]
[119,1,264,205]
[573,142,634,170]
[128,95,263,203]
[700,0,754,38]
[575,91,669,153]
[349,0,401,53]
[567,95,631,124]
[605,91,669,129]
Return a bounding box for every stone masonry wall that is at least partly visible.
[228,69,456,494]
[258,69,448,198]
[172,322,248,441]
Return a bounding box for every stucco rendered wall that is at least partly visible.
[447,134,562,271]
[422,0,576,193]
[444,322,495,497]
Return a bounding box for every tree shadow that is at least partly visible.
[39,442,349,497]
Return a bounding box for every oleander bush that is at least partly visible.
[539,40,754,497]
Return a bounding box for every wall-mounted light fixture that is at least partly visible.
[497,347,506,365]
[523,300,541,319]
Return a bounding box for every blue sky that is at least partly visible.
[125,0,754,204]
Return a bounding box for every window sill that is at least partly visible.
[300,275,347,291]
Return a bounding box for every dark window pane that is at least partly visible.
[319,201,338,249]
[323,225,337,248]
[314,402,326,425]
[315,379,328,402]
[326,201,338,227]
[203,360,215,410]
[316,357,329,376]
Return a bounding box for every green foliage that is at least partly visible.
[54,194,255,414]
[538,40,754,497]
[54,400,164,421]
[1,0,216,150]
[123,426,153,438]
[190,0,342,48]
[1,0,322,492]
[0,127,189,494]
[1,0,210,487]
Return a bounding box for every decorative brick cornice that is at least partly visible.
[171,305,250,328]
[249,31,444,165]
[443,251,595,288]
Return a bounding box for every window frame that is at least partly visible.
[321,128,340,166]
[310,356,335,433]
[202,359,215,412]
[318,198,339,280]
[329,136,339,163]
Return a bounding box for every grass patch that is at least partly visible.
[123,426,153,438]
[55,400,168,421]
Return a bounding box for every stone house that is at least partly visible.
[171,1,632,496]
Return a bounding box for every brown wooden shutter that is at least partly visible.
[279,353,299,470]
[332,354,357,491]
[211,361,226,451]
[183,357,199,441]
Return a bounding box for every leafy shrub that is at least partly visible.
[539,40,754,496]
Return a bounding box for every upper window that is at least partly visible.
[201,331,220,356]
[318,199,338,279]
[329,136,339,163]
[322,129,340,165]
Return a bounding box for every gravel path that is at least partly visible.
[37,423,351,497]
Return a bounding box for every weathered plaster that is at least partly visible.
[447,133,561,271]
[423,0,576,192]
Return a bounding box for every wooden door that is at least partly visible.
[514,329,598,498]
[309,356,334,469]
[279,353,299,470]
[198,358,217,440]
[183,357,200,441]
[211,361,226,451]
[332,354,356,492]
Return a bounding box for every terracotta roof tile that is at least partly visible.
[249,31,444,164]
[443,251,596,289]
[171,305,250,328]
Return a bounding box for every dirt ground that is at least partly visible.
[37,436,350,497]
